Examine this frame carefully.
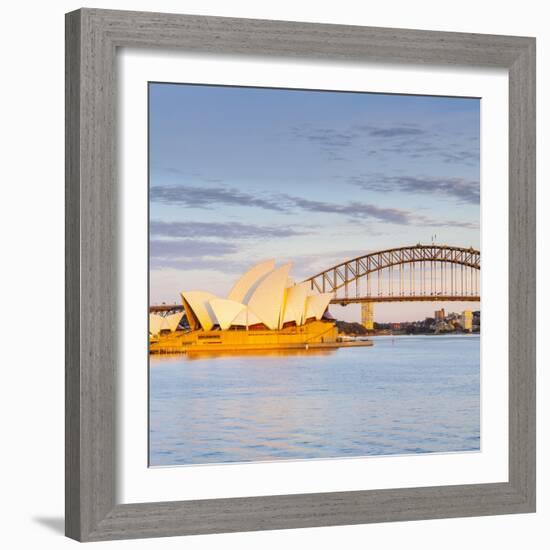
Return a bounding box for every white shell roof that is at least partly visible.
[178,261,334,331]
[149,313,163,336]
[281,282,310,326]
[161,311,184,332]
[305,292,333,321]
[181,291,218,331]
[231,307,261,327]
[209,298,247,330]
[246,263,291,330]
[227,259,275,304]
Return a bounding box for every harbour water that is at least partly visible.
[149,334,480,466]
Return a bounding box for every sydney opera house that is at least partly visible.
[149,260,370,354]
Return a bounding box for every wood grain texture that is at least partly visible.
[65,8,536,542]
[65,9,81,541]
[508,41,536,508]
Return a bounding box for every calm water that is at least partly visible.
[149,334,480,466]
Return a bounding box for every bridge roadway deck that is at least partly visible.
[332,295,480,305]
[150,295,480,313]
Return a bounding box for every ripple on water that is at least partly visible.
[149,335,480,466]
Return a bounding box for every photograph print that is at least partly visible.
[148,83,481,467]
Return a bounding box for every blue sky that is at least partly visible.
[149,83,480,322]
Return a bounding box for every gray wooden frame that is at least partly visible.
[65,8,536,542]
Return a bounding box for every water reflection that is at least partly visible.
[149,335,480,466]
[154,348,337,361]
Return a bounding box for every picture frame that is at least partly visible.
[65,7,536,542]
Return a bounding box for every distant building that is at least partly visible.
[361,302,374,330]
[435,308,445,320]
[461,310,473,332]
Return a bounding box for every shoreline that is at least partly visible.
[150,339,373,355]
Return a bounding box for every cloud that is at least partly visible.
[151,184,475,229]
[292,126,358,148]
[369,138,479,166]
[291,126,357,162]
[359,125,426,138]
[291,123,480,166]
[150,183,414,224]
[291,124,427,163]
[150,239,237,258]
[284,195,476,228]
[150,220,307,240]
[415,216,479,230]
[323,150,346,162]
[150,184,286,211]
[293,124,426,146]
[350,174,480,204]
[281,195,414,224]
[439,150,480,165]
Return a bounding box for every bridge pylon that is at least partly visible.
[361,302,374,331]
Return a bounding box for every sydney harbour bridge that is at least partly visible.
[150,244,480,329]
[303,244,480,328]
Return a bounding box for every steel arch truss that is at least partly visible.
[304,245,480,304]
